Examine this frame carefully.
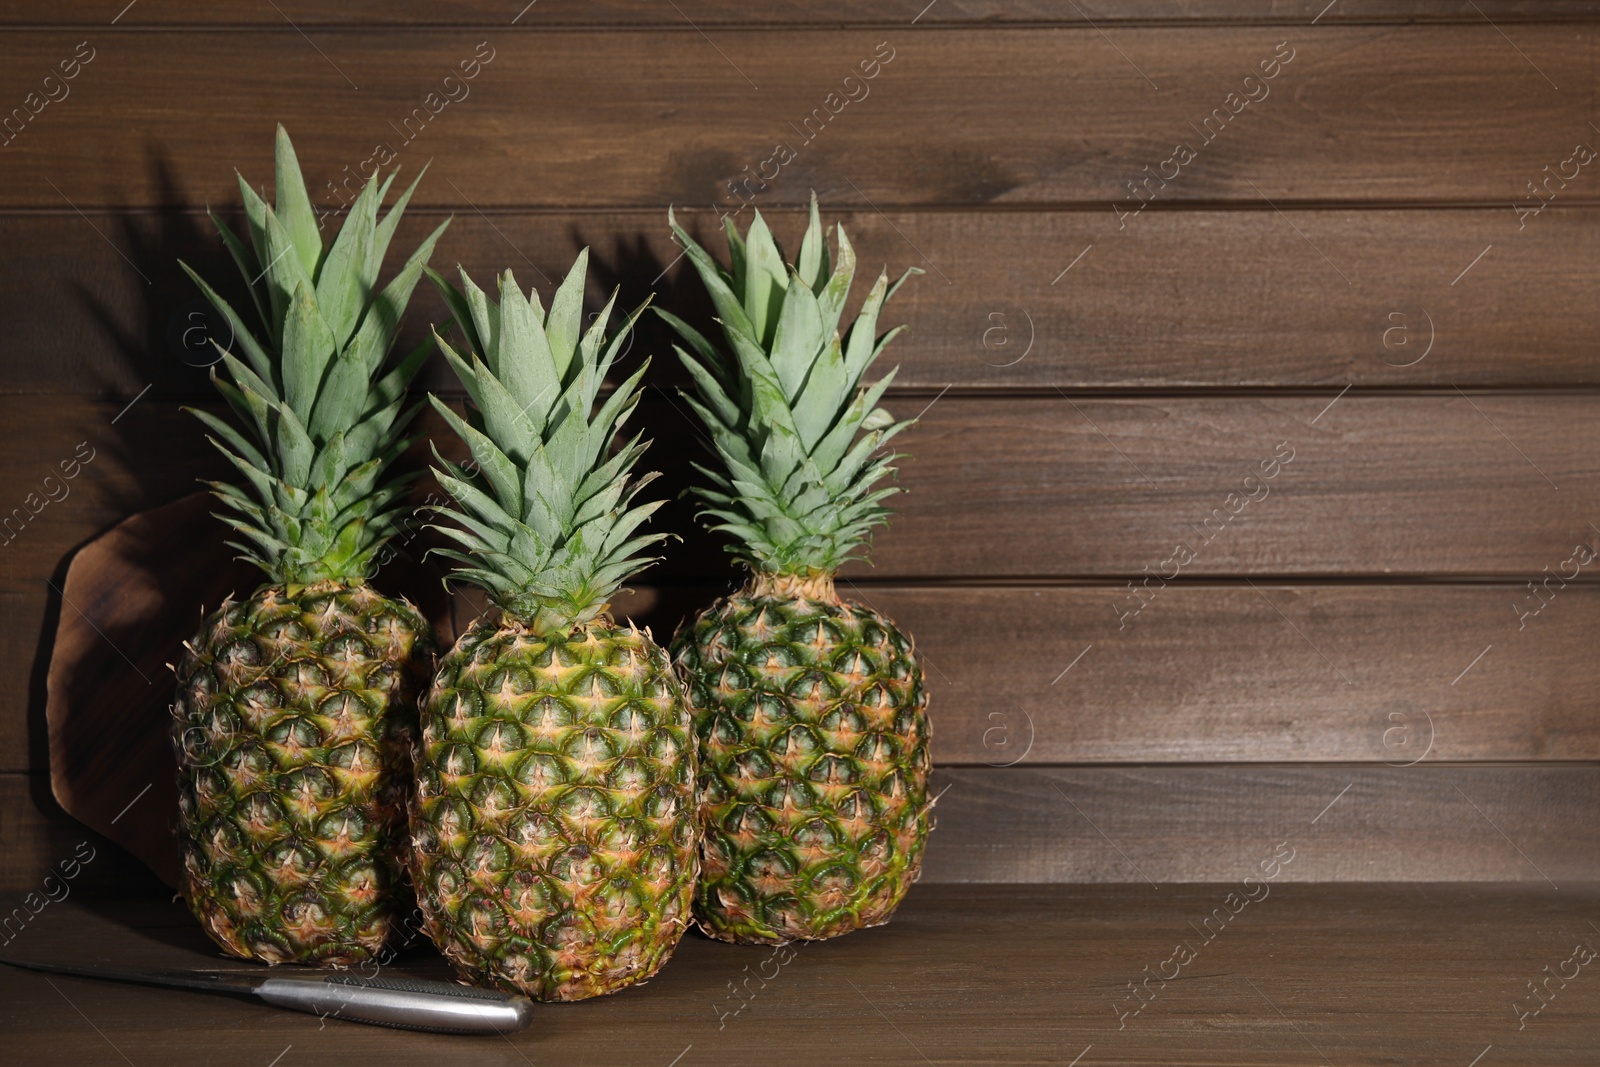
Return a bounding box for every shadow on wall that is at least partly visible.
[23,152,238,894]
[580,220,743,593]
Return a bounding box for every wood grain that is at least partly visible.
[923,764,1600,883]
[873,582,1600,764]
[38,527,1600,781]
[7,1,1597,26]
[4,394,1596,594]
[36,492,1599,774]
[3,886,1598,1065]
[866,391,1600,580]
[39,570,1600,770]
[6,762,1597,893]
[7,206,1598,399]
[1,27,1593,209]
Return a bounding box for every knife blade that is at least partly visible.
[0,956,533,1035]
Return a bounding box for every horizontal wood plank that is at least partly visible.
[869,392,1600,580]
[3,394,1597,593]
[1,27,1593,209]
[5,764,1597,891]
[31,496,1600,779]
[872,583,1600,765]
[37,577,1600,777]
[924,764,1600,882]
[28,576,1600,779]
[8,206,1600,398]
[3,886,1599,1065]
[7,2,1599,27]
[860,392,1600,580]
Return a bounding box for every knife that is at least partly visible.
[0,956,533,1035]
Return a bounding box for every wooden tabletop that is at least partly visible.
[3,883,1596,1066]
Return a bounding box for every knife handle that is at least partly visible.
[254,973,533,1035]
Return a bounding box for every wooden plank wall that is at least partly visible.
[1,2,1597,889]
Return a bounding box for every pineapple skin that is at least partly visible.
[675,575,932,944]
[411,620,697,1001]
[172,581,432,966]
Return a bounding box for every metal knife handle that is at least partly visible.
[254,973,533,1035]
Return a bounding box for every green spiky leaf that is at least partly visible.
[427,257,667,633]
[183,126,448,585]
[659,192,920,576]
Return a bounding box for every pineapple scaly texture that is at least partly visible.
[660,196,932,944]
[411,253,696,1001]
[171,126,447,965]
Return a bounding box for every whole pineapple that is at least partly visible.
[172,126,448,965]
[411,254,696,1001]
[660,198,931,944]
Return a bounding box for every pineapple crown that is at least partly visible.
[181,125,449,586]
[424,252,667,635]
[659,194,921,578]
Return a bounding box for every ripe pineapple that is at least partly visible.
[410,254,696,1001]
[660,198,931,944]
[171,126,448,965]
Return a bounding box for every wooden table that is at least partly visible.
[3,883,1596,1065]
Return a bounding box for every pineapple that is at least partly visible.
[171,126,448,966]
[660,198,932,944]
[410,254,696,1001]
